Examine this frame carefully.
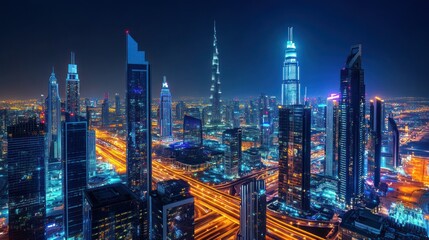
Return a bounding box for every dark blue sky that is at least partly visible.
[0,1,428,100]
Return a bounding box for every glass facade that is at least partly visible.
[160,76,172,138]
[282,27,300,106]
[222,128,242,176]
[278,105,311,211]
[63,121,87,239]
[183,115,202,147]
[209,22,222,125]
[7,119,46,239]
[66,52,80,117]
[325,94,340,178]
[239,178,266,240]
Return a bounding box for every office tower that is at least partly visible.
[159,76,172,138]
[372,97,383,187]
[183,115,202,147]
[338,45,366,207]
[87,129,96,178]
[242,148,262,171]
[222,128,242,176]
[278,105,311,211]
[126,32,152,238]
[115,93,121,116]
[259,94,271,147]
[83,183,142,239]
[151,180,195,240]
[66,52,80,117]
[281,27,300,106]
[244,103,251,125]
[249,100,259,126]
[176,101,186,121]
[225,104,234,127]
[209,21,222,125]
[387,117,400,168]
[7,119,46,239]
[63,121,88,239]
[325,94,340,178]
[239,178,266,240]
[101,92,110,128]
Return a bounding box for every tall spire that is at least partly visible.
[70,51,75,64]
[209,21,221,125]
[162,76,168,88]
[288,27,293,42]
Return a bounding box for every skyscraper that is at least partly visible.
[63,121,88,239]
[281,27,300,106]
[7,119,46,239]
[66,52,80,117]
[151,180,195,240]
[126,32,152,238]
[209,21,222,125]
[176,101,186,121]
[325,93,340,178]
[222,128,242,177]
[183,115,203,147]
[338,44,366,207]
[278,105,311,211]
[372,97,383,187]
[239,178,266,240]
[115,93,121,116]
[259,94,272,148]
[87,129,96,177]
[159,76,172,138]
[83,183,142,239]
[387,117,400,168]
[101,92,110,128]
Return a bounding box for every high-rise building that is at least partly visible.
[63,121,88,239]
[66,52,80,117]
[222,128,242,176]
[209,21,222,125]
[281,27,300,106]
[239,178,266,240]
[233,99,240,128]
[325,93,340,178]
[242,148,262,172]
[372,97,383,187]
[101,92,110,127]
[115,93,121,116]
[338,44,366,207]
[185,107,201,120]
[387,117,400,168]
[278,105,311,211]
[126,32,152,238]
[151,180,195,240]
[259,94,272,148]
[87,129,96,178]
[176,101,186,121]
[183,115,202,147]
[7,119,46,239]
[159,76,172,138]
[83,183,142,239]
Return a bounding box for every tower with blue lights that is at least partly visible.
[282,27,300,106]
[209,21,222,125]
[66,52,80,117]
[338,44,365,207]
[159,76,172,138]
[126,32,152,238]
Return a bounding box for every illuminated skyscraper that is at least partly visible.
[115,93,121,116]
[87,129,96,177]
[278,105,311,211]
[183,115,202,147]
[372,97,383,187]
[239,178,266,240]
[159,76,172,138]
[338,45,365,207]
[83,184,142,239]
[209,21,222,125]
[176,101,186,121]
[151,180,195,240]
[222,128,242,177]
[66,52,80,117]
[63,121,88,239]
[387,117,400,168]
[126,32,151,238]
[101,92,110,127]
[259,94,272,147]
[281,27,300,106]
[325,94,340,178]
[7,119,46,239]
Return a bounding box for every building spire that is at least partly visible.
[70,51,75,64]
[288,27,293,42]
[162,76,168,88]
[213,20,217,45]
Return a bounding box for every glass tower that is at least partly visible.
[239,178,266,240]
[66,52,80,117]
[338,44,365,207]
[7,119,46,239]
[278,105,311,211]
[101,92,110,127]
[126,32,152,238]
[325,93,340,178]
[282,27,300,106]
[63,121,88,239]
[159,76,172,138]
[222,128,242,177]
[209,21,222,125]
[183,115,202,147]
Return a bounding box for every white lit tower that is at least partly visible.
[281,27,300,106]
[66,52,80,117]
[159,76,172,138]
[209,21,222,125]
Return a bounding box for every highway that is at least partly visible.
[95,129,327,240]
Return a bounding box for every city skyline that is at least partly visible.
[1,1,429,99]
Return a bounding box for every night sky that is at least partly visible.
[1,1,428,100]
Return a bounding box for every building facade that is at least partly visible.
[209,22,222,125]
[281,27,300,106]
[222,128,242,177]
[159,76,172,138]
[239,178,266,240]
[325,93,340,178]
[66,52,80,117]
